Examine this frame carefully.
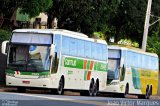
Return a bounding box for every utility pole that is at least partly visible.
[142,0,152,51]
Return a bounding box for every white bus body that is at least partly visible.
[2,29,108,96]
[104,46,159,99]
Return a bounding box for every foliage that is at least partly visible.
[93,32,105,40]
[0,0,53,19]
[47,0,121,36]
[0,29,11,43]
[20,0,53,18]
[118,39,139,48]
[147,32,160,57]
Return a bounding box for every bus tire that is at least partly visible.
[138,85,151,99]
[88,79,94,96]
[150,85,152,95]
[145,85,151,99]
[124,84,129,98]
[57,77,64,95]
[93,80,99,96]
[17,87,26,93]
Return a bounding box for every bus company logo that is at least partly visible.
[64,58,76,67]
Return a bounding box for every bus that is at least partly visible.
[104,46,159,99]
[1,29,108,96]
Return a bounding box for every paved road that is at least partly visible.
[0,92,160,106]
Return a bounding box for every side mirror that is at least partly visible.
[120,58,124,68]
[50,44,55,57]
[1,41,9,55]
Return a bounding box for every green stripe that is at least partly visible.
[64,57,107,72]
[96,62,107,72]
[6,69,15,74]
[94,62,97,70]
[87,60,90,70]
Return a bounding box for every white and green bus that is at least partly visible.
[1,29,108,96]
[104,46,159,99]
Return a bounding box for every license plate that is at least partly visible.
[22,81,30,84]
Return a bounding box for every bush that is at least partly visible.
[0,29,11,43]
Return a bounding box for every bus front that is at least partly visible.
[4,31,54,90]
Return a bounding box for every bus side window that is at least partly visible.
[69,38,77,56]
[84,41,91,58]
[77,39,84,57]
[102,45,107,61]
[91,42,97,59]
[97,44,102,60]
[62,36,69,55]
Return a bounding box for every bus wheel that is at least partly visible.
[145,86,151,99]
[17,87,26,93]
[124,84,129,98]
[57,78,64,95]
[93,81,98,96]
[88,80,94,96]
[139,85,151,99]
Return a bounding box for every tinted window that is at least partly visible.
[102,45,107,61]
[84,41,91,58]
[54,35,61,57]
[127,51,132,66]
[151,57,158,70]
[91,42,97,59]
[97,44,102,60]
[142,54,146,68]
[62,36,69,55]
[77,39,84,57]
[69,38,77,56]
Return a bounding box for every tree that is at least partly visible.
[0,0,52,29]
[147,31,160,65]
[107,0,160,45]
[47,0,121,36]
[21,0,53,18]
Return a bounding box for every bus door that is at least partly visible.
[50,35,60,75]
[107,49,121,85]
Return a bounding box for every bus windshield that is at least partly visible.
[8,44,51,72]
[108,58,120,80]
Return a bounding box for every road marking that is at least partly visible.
[0,92,74,101]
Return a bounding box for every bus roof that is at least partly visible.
[108,45,158,57]
[13,29,107,45]
[13,29,88,37]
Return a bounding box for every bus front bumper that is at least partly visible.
[6,75,58,89]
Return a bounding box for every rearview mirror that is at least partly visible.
[50,44,55,57]
[1,41,9,55]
